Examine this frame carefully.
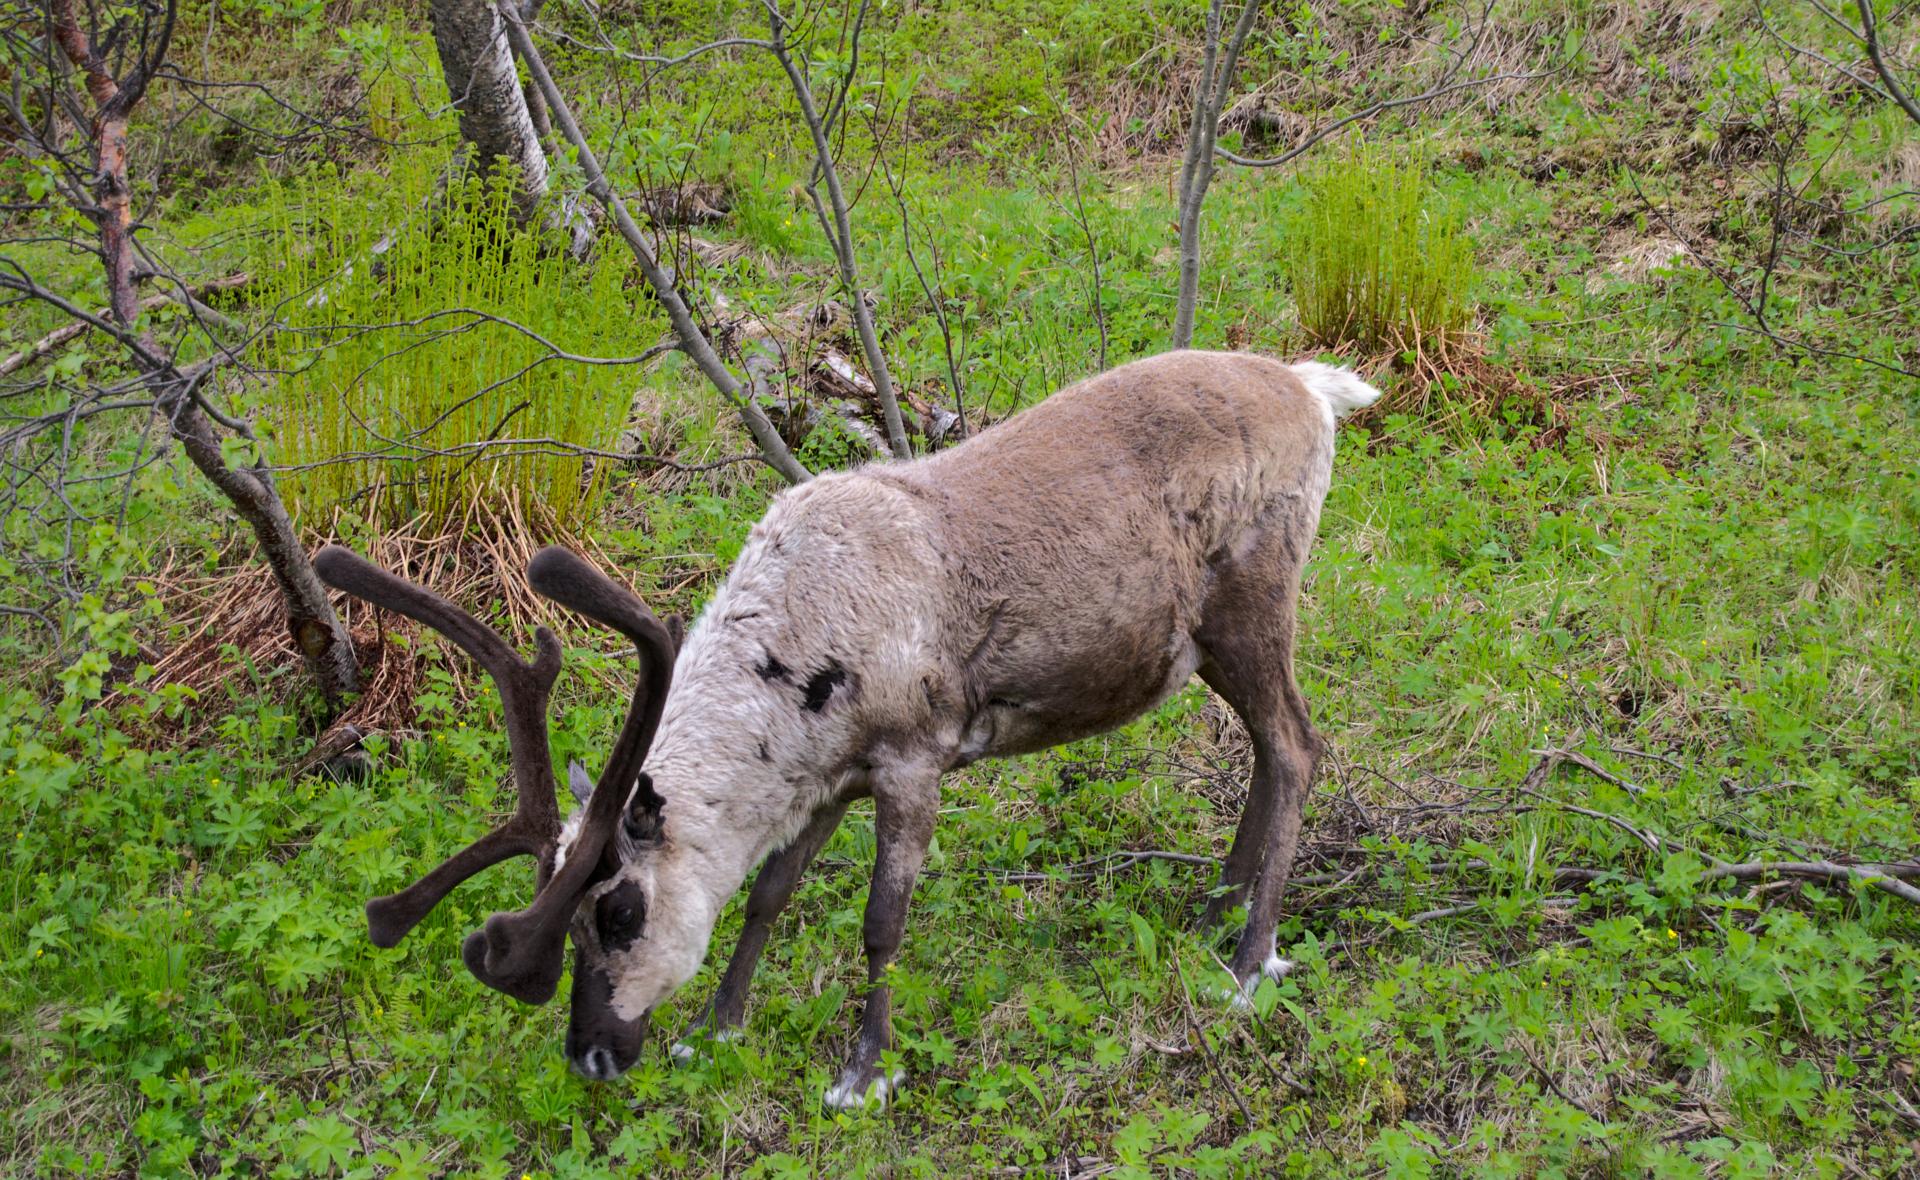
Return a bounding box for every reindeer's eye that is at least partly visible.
[594,881,647,951]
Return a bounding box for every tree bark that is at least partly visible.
[431,0,596,255]
[165,389,364,696]
[431,0,552,210]
[1171,1,1264,350]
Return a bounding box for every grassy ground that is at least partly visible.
[3,0,1918,1176]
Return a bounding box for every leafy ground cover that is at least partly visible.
[2,0,1917,1176]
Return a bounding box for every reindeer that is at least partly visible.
[315,349,1379,1108]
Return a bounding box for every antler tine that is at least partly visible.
[312,545,564,951]
[525,546,675,786]
[454,548,682,1005]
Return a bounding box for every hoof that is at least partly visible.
[823,1068,906,1111]
[669,1027,740,1064]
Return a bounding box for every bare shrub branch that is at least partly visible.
[502,8,812,484]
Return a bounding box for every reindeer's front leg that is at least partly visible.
[824,765,939,1110]
[674,800,850,1061]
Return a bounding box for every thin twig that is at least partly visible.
[1174,954,1256,1126]
[763,0,911,460]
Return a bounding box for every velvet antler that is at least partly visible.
[313,546,562,952]
[457,547,679,1003]
[313,544,677,1006]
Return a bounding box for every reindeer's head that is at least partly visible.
[315,545,687,1082]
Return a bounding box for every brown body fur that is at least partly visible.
[889,349,1332,762]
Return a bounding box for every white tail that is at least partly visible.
[1290,361,1383,420]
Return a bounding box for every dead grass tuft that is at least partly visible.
[1292,332,1564,439]
[119,501,633,753]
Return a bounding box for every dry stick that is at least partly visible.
[274,437,761,476]
[1058,122,1108,370]
[1524,751,1920,907]
[1700,860,1920,906]
[1174,954,1256,1126]
[987,849,1219,884]
[1758,9,1894,104]
[841,90,945,413]
[1531,745,1644,795]
[1515,782,1665,854]
[764,0,910,461]
[1608,744,1689,774]
[1,322,89,379]
[501,11,811,485]
[873,121,967,438]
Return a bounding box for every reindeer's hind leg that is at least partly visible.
[1194,531,1323,993]
[674,800,849,1060]
[1195,673,1274,932]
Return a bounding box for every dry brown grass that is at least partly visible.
[114,499,645,758]
[1289,331,1563,438]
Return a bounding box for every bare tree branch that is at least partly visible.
[872,122,968,441]
[0,273,249,377]
[501,7,812,484]
[764,0,911,460]
[1171,0,1265,349]
[1855,0,1920,126]
[24,0,361,698]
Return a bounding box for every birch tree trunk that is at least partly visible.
[431,0,550,203]
[431,0,593,254]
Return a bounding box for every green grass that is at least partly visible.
[1287,143,1477,353]
[257,163,656,534]
[3,0,1919,1176]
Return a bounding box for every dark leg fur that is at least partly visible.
[676,801,848,1054]
[1194,530,1322,991]
[826,767,938,1108]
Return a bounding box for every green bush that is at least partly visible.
[1287,142,1476,352]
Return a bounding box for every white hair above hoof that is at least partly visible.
[669,1027,741,1064]
[824,1068,906,1111]
[1210,954,1295,1011]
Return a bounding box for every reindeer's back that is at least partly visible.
[877,350,1336,757]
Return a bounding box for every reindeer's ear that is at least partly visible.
[567,761,594,806]
[623,772,667,845]
[665,614,686,653]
